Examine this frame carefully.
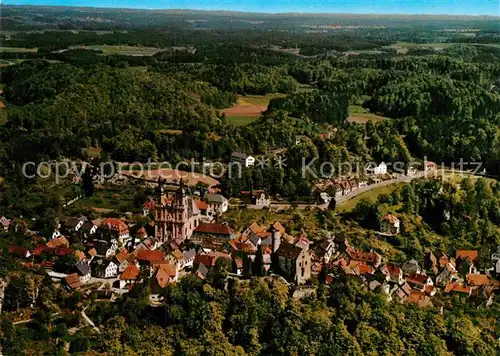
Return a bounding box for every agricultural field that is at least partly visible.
[338,183,405,212]
[347,105,387,124]
[68,186,139,214]
[69,45,165,56]
[0,47,38,53]
[221,94,286,126]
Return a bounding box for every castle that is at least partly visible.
[153,179,201,243]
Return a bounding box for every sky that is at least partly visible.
[2,0,499,16]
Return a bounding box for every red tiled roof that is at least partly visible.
[407,273,430,285]
[136,249,165,262]
[466,273,490,286]
[194,223,233,236]
[155,264,177,288]
[456,250,478,261]
[64,273,81,289]
[121,265,140,280]
[114,248,129,264]
[382,214,399,224]
[102,218,129,234]
[383,264,401,277]
[346,248,381,265]
[195,254,217,267]
[270,221,286,234]
[357,263,375,275]
[407,290,425,304]
[47,236,69,249]
[247,222,264,235]
[9,245,30,257]
[444,281,471,294]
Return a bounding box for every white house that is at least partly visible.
[492,246,500,274]
[202,194,229,217]
[358,179,369,188]
[252,191,271,207]
[91,258,118,279]
[367,162,387,175]
[75,260,91,284]
[0,216,11,232]
[62,217,86,233]
[319,192,332,204]
[231,152,255,167]
[80,221,98,236]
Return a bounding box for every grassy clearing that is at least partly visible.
[71,45,164,56]
[347,105,387,124]
[338,183,405,212]
[222,94,284,126]
[296,84,315,93]
[70,187,138,214]
[226,115,259,126]
[238,93,286,107]
[0,47,38,53]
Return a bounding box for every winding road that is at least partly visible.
[234,169,494,211]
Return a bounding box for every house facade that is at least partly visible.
[91,258,118,279]
[231,152,255,167]
[380,214,400,235]
[102,218,130,243]
[202,193,229,217]
[274,240,311,285]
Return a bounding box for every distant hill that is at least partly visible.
[1,4,499,31]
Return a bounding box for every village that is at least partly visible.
[6,167,500,311]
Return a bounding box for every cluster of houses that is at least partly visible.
[328,242,499,307]
[5,177,499,307]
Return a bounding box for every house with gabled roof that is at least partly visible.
[91,258,118,279]
[444,281,472,297]
[435,261,459,287]
[102,218,130,243]
[380,214,400,235]
[455,250,479,276]
[381,264,404,285]
[392,281,413,303]
[406,273,433,291]
[274,241,311,285]
[120,264,140,289]
[201,193,228,218]
[401,259,421,276]
[346,247,382,268]
[63,273,82,291]
[424,250,439,275]
[74,260,91,284]
[231,152,255,167]
[152,264,178,291]
[47,236,69,249]
[9,245,31,259]
[466,273,490,288]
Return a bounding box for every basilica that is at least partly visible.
[153,179,201,242]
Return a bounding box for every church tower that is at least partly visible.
[154,178,200,243]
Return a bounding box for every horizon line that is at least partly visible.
[1,3,499,18]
